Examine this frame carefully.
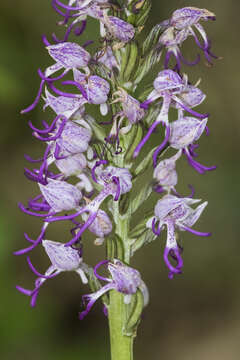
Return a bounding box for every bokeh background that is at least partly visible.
[0,0,239,359]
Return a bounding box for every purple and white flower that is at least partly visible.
[151,194,210,278]
[79,259,148,319]
[159,7,219,69]
[16,240,88,307]
[45,165,132,246]
[135,70,208,159]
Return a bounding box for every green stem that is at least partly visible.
[108,291,133,360]
[107,200,134,360]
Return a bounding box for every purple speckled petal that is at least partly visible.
[181,201,208,228]
[108,260,142,294]
[88,209,112,237]
[86,75,110,104]
[55,153,87,176]
[170,7,215,30]
[154,195,185,221]
[55,120,91,155]
[153,150,181,187]
[98,166,132,195]
[47,42,90,69]
[154,69,184,93]
[176,85,206,109]
[73,70,110,104]
[42,240,82,270]
[105,16,135,42]
[169,117,208,149]
[39,179,82,212]
[121,91,145,124]
[44,88,86,118]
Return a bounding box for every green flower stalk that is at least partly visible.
[16,1,219,359]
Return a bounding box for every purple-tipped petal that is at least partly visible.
[181,225,211,237]
[54,0,86,11]
[91,160,108,183]
[18,203,53,218]
[164,247,183,276]
[14,224,48,256]
[94,260,111,282]
[152,218,161,236]
[184,150,217,174]
[28,114,61,134]
[179,52,201,66]
[16,286,33,296]
[133,120,159,158]
[33,117,67,142]
[21,80,45,114]
[153,124,171,167]
[112,176,121,201]
[79,283,115,320]
[176,100,209,119]
[64,212,98,246]
[42,35,51,46]
[27,257,58,279]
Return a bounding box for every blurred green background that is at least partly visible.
[0,0,239,359]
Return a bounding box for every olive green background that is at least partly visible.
[0,1,239,359]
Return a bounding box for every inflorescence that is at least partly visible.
[16,1,218,321]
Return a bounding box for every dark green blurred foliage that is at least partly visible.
[0,0,239,359]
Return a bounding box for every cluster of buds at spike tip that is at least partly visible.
[17,0,218,324]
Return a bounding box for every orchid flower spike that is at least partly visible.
[79,259,149,319]
[16,240,88,307]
